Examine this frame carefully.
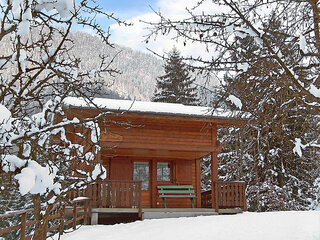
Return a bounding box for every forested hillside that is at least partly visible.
[70,31,164,100]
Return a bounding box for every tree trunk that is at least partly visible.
[32,194,45,240]
[32,194,53,240]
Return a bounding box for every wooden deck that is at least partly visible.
[90,207,222,223]
[90,207,244,223]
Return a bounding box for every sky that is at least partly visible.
[88,0,212,59]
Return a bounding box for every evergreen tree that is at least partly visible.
[217,20,320,211]
[152,47,198,105]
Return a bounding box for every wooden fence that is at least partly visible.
[201,181,247,211]
[0,198,89,239]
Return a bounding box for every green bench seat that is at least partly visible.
[157,185,197,208]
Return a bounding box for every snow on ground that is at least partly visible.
[54,211,320,240]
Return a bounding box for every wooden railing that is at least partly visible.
[0,198,89,239]
[201,181,246,211]
[85,180,142,218]
[201,189,212,208]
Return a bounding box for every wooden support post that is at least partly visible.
[151,159,157,208]
[20,212,26,240]
[195,158,201,208]
[211,151,219,212]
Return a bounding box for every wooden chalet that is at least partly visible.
[63,97,247,222]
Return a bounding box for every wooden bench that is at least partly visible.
[157,185,196,208]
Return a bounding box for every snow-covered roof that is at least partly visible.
[63,97,242,119]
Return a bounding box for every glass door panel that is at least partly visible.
[133,162,149,190]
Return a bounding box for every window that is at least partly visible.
[133,162,149,190]
[157,162,170,182]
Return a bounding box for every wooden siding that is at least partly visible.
[64,108,224,160]
[109,158,133,181]
[100,117,215,152]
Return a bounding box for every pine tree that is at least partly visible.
[152,47,198,105]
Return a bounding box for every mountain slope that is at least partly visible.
[70,31,164,100]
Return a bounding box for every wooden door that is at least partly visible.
[133,161,151,207]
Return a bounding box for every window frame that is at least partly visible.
[156,161,171,182]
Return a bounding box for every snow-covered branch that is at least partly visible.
[0,0,126,238]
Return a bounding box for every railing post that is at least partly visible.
[215,182,219,213]
[97,180,102,207]
[83,199,88,225]
[106,181,111,207]
[102,181,107,208]
[243,183,247,211]
[73,203,77,230]
[88,198,92,224]
[137,182,142,219]
[59,205,65,236]
[93,183,98,208]
[20,212,26,240]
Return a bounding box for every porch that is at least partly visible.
[82,179,246,224]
